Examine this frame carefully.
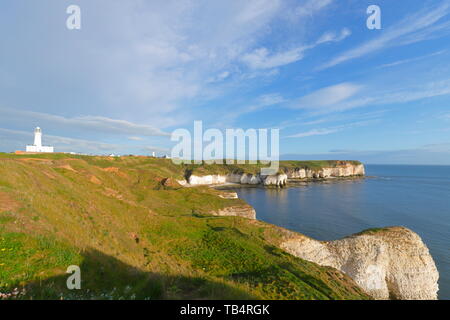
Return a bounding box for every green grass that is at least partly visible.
[355,227,391,236]
[0,229,81,290]
[0,153,369,300]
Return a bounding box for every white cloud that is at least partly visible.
[0,107,170,137]
[241,47,306,70]
[257,93,286,106]
[291,83,362,110]
[377,50,446,69]
[0,127,170,155]
[279,109,387,130]
[320,2,450,69]
[241,28,351,70]
[285,120,378,138]
[1,0,287,124]
[316,28,351,44]
[335,79,450,112]
[281,144,450,165]
[0,128,121,153]
[211,92,286,127]
[295,0,333,18]
[287,77,450,115]
[208,71,231,83]
[128,136,144,141]
[422,142,450,153]
[286,128,339,138]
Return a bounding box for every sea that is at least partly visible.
[235,165,450,300]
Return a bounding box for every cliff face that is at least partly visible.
[182,173,288,187]
[210,204,256,219]
[280,227,439,300]
[180,162,364,187]
[284,163,365,179]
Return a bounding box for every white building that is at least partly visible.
[26,127,54,153]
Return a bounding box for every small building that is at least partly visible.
[26,127,54,153]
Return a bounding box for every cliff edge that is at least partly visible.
[181,160,364,187]
[280,227,439,300]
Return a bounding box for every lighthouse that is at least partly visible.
[33,127,42,148]
[26,127,54,153]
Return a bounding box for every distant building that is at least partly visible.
[26,127,54,153]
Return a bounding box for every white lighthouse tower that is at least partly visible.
[26,127,54,153]
[33,127,42,148]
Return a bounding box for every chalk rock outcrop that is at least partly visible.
[179,162,364,187]
[280,227,439,300]
[187,175,227,185]
[217,191,239,199]
[263,173,287,187]
[285,162,365,179]
[211,204,256,219]
[184,173,287,187]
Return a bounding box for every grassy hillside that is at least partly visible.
[0,153,369,300]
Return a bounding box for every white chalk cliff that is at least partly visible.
[179,162,364,187]
[182,173,288,187]
[284,163,365,179]
[280,227,439,300]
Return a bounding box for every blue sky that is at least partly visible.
[0,0,450,164]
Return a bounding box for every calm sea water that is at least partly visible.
[235,165,450,300]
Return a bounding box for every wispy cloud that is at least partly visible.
[287,78,450,115]
[0,128,121,153]
[320,1,450,69]
[128,136,144,141]
[290,82,362,110]
[295,0,334,18]
[241,28,351,70]
[281,143,450,165]
[212,93,286,127]
[0,107,170,137]
[286,127,339,138]
[335,79,450,112]
[377,50,447,69]
[241,47,307,70]
[279,109,387,130]
[316,28,351,44]
[0,127,169,154]
[285,120,377,138]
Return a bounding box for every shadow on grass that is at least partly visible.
[21,249,257,300]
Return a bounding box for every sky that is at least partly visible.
[0,0,450,164]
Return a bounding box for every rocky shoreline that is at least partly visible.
[211,201,439,300]
[200,162,439,300]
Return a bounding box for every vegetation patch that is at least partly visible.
[0,153,369,300]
